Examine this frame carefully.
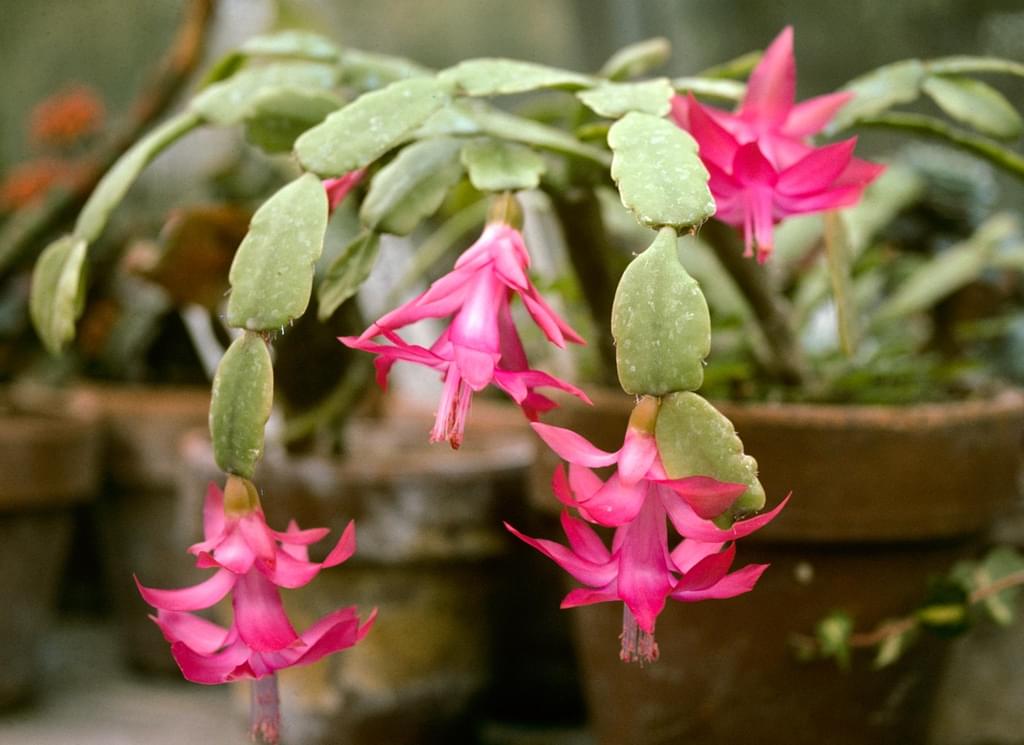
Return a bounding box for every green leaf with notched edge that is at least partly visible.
[239,31,340,63]
[438,58,594,96]
[296,76,450,176]
[599,38,671,81]
[360,137,464,235]
[460,139,546,191]
[75,111,200,243]
[209,332,274,479]
[191,62,339,126]
[227,173,328,330]
[656,391,765,515]
[577,78,674,118]
[317,231,380,321]
[608,112,714,230]
[29,236,87,355]
[612,227,709,395]
[243,86,343,153]
[827,60,925,134]
[922,75,1023,140]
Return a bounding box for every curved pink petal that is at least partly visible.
[519,288,584,348]
[136,568,236,612]
[617,429,658,487]
[321,520,357,567]
[739,26,795,129]
[669,94,691,130]
[687,93,741,168]
[452,345,498,390]
[273,522,330,547]
[777,138,857,196]
[835,156,886,188]
[561,584,619,608]
[560,510,611,564]
[324,169,365,211]
[616,494,675,634]
[531,422,619,467]
[568,462,603,502]
[209,527,256,574]
[658,477,747,520]
[670,538,726,573]
[782,92,853,137]
[672,563,769,601]
[170,637,252,685]
[202,483,225,544]
[266,549,322,589]
[664,494,790,543]
[504,522,617,588]
[733,142,779,187]
[774,183,867,214]
[153,610,231,655]
[578,473,649,527]
[339,335,445,371]
[232,570,300,652]
[672,544,737,591]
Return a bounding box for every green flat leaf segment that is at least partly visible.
[827,60,925,133]
[209,331,274,479]
[922,75,1023,140]
[75,110,201,243]
[239,31,341,62]
[608,112,714,230]
[460,139,546,191]
[360,137,465,236]
[29,236,87,355]
[227,173,329,330]
[655,391,765,515]
[673,77,746,102]
[295,76,450,176]
[243,86,343,153]
[317,232,380,321]
[577,78,674,118]
[191,62,339,126]
[438,58,595,96]
[612,227,710,395]
[599,38,671,81]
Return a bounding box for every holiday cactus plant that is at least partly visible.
[25,21,1024,742]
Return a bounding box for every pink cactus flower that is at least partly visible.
[136,480,375,686]
[672,26,883,262]
[341,216,589,448]
[507,397,787,662]
[323,169,365,211]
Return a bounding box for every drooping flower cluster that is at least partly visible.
[672,26,883,262]
[507,397,786,662]
[342,201,589,448]
[136,478,375,685]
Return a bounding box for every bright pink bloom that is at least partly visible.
[507,399,787,662]
[323,169,365,212]
[136,482,375,685]
[341,220,589,448]
[672,27,883,262]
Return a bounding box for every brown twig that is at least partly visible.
[0,0,216,274]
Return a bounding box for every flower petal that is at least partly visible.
[739,26,795,129]
[617,429,658,486]
[202,483,225,544]
[670,538,726,573]
[561,584,619,608]
[673,543,737,592]
[170,637,252,685]
[531,422,619,467]
[664,494,790,542]
[686,93,741,168]
[136,568,236,612]
[578,473,649,527]
[322,520,357,567]
[777,138,857,196]
[153,610,231,655]
[504,522,616,587]
[782,92,853,137]
[232,571,300,652]
[672,563,769,601]
[615,494,675,634]
[658,477,747,520]
[560,510,611,564]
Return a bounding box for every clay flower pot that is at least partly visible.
[0,390,100,708]
[533,389,1024,745]
[84,384,211,673]
[176,400,534,745]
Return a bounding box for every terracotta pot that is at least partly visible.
[0,390,100,708]
[176,400,535,745]
[83,384,211,673]
[532,389,1024,745]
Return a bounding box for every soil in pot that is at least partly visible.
[176,400,535,745]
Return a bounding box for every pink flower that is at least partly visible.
[507,397,787,662]
[672,26,883,262]
[341,217,589,448]
[323,169,365,211]
[136,480,375,685]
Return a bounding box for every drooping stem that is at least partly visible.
[250,674,282,745]
[620,607,659,664]
[549,187,628,385]
[700,220,808,386]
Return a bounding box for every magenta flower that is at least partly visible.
[136,481,375,685]
[323,169,365,212]
[341,218,589,448]
[672,26,883,262]
[507,397,787,662]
